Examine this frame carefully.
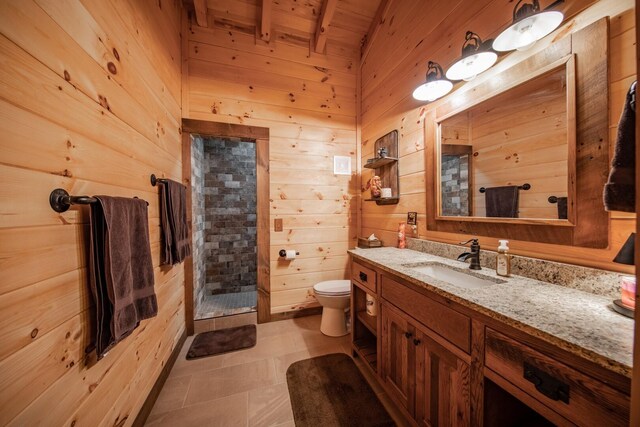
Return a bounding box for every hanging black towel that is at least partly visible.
[159,179,191,265]
[485,186,519,218]
[89,196,156,359]
[556,197,568,220]
[604,81,636,212]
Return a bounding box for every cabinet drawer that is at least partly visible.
[351,260,377,293]
[381,274,470,353]
[485,328,629,426]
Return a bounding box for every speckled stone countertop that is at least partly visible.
[349,247,635,377]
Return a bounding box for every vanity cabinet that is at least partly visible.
[351,253,631,427]
[381,302,470,426]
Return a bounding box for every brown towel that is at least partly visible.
[159,179,191,265]
[89,196,157,359]
[556,197,568,220]
[485,186,519,218]
[604,81,636,212]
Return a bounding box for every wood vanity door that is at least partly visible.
[381,303,415,415]
[415,328,470,427]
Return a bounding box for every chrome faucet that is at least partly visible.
[457,238,481,270]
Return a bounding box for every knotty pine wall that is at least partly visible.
[360,0,636,273]
[183,16,358,313]
[0,0,185,425]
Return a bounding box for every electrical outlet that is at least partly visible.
[274,218,283,232]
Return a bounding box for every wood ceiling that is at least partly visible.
[188,0,385,59]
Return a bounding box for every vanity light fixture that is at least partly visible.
[493,0,565,52]
[412,61,453,102]
[445,31,497,82]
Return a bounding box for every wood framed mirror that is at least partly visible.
[425,19,609,248]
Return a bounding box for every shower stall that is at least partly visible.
[191,135,258,320]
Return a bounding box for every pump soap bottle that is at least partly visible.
[496,240,511,277]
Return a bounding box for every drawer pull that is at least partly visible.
[413,338,421,346]
[404,332,413,339]
[359,271,368,282]
[523,362,570,404]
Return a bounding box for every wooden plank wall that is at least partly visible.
[468,68,568,218]
[0,0,185,425]
[360,0,636,273]
[184,14,358,314]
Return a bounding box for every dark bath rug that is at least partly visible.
[186,324,256,359]
[286,353,396,427]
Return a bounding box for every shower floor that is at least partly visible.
[195,290,257,320]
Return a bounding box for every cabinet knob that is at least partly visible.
[359,271,368,282]
[404,332,413,339]
[413,338,421,346]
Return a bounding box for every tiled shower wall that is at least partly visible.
[191,136,207,308]
[441,154,470,216]
[203,138,257,295]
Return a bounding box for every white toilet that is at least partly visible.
[313,280,351,337]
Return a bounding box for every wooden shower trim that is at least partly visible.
[181,119,271,335]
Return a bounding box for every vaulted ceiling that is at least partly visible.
[188,0,384,59]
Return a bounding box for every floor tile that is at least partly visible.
[148,375,192,416]
[146,392,248,427]
[196,291,257,320]
[214,312,257,330]
[248,383,293,427]
[183,358,276,406]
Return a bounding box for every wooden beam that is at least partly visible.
[361,0,393,61]
[314,0,338,54]
[260,0,272,42]
[193,0,208,27]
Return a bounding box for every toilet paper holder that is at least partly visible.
[279,249,300,257]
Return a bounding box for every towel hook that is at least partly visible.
[49,188,98,213]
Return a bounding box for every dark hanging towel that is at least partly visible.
[89,196,157,359]
[159,179,191,265]
[604,81,636,212]
[556,197,568,220]
[485,186,519,218]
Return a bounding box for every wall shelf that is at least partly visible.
[364,157,398,169]
[364,130,399,206]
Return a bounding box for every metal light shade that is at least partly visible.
[493,0,564,52]
[446,31,497,82]
[412,61,453,102]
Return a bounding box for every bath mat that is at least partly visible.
[186,324,256,360]
[286,353,395,427]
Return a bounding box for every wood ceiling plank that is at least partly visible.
[260,0,271,41]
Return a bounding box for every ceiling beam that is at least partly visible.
[260,0,272,42]
[314,0,338,54]
[193,0,208,27]
[361,0,393,61]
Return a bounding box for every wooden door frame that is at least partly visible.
[181,118,271,335]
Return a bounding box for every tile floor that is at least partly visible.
[195,291,257,320]
[146,315,409,427]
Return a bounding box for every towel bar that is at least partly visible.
[49,188,98,213]
[49,189,148,212]
[150,174,169,186]
[479,183,530,193]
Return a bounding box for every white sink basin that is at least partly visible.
[403,262,505,290]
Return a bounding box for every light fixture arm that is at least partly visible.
[426,61,446,83]
[461,31,482,56]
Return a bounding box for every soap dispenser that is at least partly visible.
[496,240,511,277]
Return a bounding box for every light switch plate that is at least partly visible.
[274,218,283,232]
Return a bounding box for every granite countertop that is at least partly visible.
[349,247,635,377]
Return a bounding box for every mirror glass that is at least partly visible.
[438,65,573,221]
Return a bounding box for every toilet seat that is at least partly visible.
[313,280,351,296]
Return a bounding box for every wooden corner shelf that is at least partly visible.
[364,197,399,205]
[364,157,398,169]
[353,337,377,373]
[363,130,400,206]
